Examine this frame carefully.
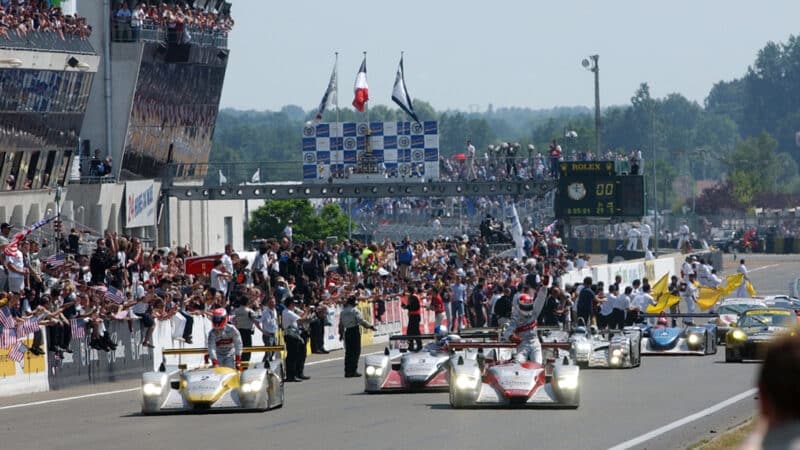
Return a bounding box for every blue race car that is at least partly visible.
[639,314,718,356]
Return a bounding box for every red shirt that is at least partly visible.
[431,294,445,314]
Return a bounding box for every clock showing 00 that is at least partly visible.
[556,175,644,219]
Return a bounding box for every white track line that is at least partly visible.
[607,388,757,450]
[0,350,382,410]
[748,264,779,273]
[305,350,382,366]
[0,388,140,411]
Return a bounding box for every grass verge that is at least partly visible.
[688,418,756,450]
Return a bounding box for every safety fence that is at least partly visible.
[566,237,800,255]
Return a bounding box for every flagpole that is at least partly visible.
[335,51,340,123]
[363,51,369,124]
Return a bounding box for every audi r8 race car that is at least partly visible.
[141,346,285,414]
[725,308,796,362]
[363,331,498,393]
[639,314,718,356]
[711,298,767,344]
[447,341,579,409]
[567,324,642,369]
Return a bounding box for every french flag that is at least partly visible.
[352,57,369,112]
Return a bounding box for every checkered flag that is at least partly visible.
[7,341,27,362]
[70,319,86,339]
[0,327,17,349]
[0,307,15,329]
[16,317,39,336]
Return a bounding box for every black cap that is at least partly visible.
[0,223,9,229]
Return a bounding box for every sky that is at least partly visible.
[220,0,800,113]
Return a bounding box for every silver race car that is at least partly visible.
[141,346,285,414]
[639,314,718,356]
[364,331,499,393]
[567,324,642,369]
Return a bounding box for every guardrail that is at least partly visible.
[111,22,228,48]
[0,31,95,54]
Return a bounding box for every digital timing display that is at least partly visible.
[556,175,644,219]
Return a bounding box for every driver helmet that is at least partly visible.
[212,308,228,330]
[518,293,535,317]
[589,325,599,335]
[434,325,449,343]
[657,316,669,327]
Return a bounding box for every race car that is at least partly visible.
[363,331,499,393]
[725,308,796,362]
[141,346,285,414]
[639,314,718,356]
[711,298,767,344]
[567,324,642,369]
[447,341,579,408]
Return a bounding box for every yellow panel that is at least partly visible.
[0,348,16,377]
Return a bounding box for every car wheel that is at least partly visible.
[725,348,739,363]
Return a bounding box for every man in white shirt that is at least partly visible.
[210,259,230,294]
[283,220,293,242]
[677,221,691,250]
[680,274,699,323]
[220,244,234,274]
[640,222,652,251]
[4,243,26,293]
[466,139,477,180]
[737,259,749,281]
[257,296,279,361]
[627,225,641,251]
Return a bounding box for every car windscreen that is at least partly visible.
[738,312,796,328]
[717,304,755,315]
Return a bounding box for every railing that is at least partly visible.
[0,31,95,54]
[111,21,228,48]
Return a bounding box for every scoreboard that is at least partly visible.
[554,161,644,219]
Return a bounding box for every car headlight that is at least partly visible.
[731,329,747,341]
[687,334,701,345]
[365,366,383,377]
[241,380,263,393]
[611,348,623,358]
[142,383,162,396]
[609,356,621,365]
[558,375,579,390]
[455,374,479,390]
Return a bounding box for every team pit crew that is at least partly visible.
[501,288,548,364]
[207,308,243,370]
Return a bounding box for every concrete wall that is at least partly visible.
[169,197,246,254]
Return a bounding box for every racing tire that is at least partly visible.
[628,341,641,368]
[707,332,718,355]
[725,348,739,363]
[564,391,580,409]
[448,374,470,409]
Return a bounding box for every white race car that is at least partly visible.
[141,346,284,414]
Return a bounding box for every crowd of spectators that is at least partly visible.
[0,1,92,40]
[112,1,234,39]
[0,213,607,365]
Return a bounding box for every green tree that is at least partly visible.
[248,199,352,242]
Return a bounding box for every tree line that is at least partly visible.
[211,33,800,213]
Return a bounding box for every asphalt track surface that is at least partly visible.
[0,254,796,450]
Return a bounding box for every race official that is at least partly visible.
[282,297,310,382]
[610,285,630,329]
[402,286,423,351]
[339,295,376,378]
[257,297,279,362]
[641,222,652,251]
[207,308,243,370]
[576,277,595,326]
[680,274,699,324]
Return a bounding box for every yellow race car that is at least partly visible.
[725,308,796,362]
[141,346,284,414]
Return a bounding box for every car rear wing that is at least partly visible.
[388,331,500,341]
[641,313,718,318]
[162,345,285,355]
[447,341,571,350]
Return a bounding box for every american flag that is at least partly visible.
[7,341,27,362]
[45,253,67,268]
[0,327,17,349]
[105,286,126,305]
[0,307,15,328]
[16,317,39,336]
[543,220,558,234]
[70,318,86,339]
[3,216,57,257]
